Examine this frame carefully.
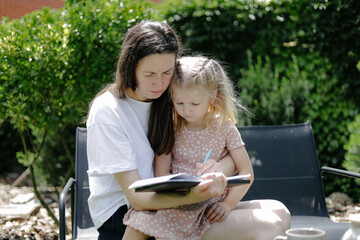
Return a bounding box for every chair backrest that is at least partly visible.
[73,127,94,237]
[239,122,329,217]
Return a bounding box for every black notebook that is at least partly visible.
[128,173,251,192]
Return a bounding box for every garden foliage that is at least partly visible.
[343,115,360,185]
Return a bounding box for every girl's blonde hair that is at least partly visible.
[172,56,248,132]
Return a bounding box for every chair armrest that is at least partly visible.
[321,166,360,179]
[59,177,75,240]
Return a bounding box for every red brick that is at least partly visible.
[0,0,160,21]
[0,0,64,20]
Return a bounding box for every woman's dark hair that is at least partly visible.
[115,21,181,97]
[147,87,175,155]
[87,20,181,155]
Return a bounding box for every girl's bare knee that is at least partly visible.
[269,200,291,230]
[253,210,287,240]
[253,199,291,231]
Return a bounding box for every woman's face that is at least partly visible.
[127,53,176,102]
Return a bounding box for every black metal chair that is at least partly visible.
[239,121,359,239]
[59,122,360,239]
[60,127,98,240]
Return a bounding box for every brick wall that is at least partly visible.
[0,0,64,20]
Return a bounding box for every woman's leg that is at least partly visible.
[202,200,291,240]
[97,205,128,240]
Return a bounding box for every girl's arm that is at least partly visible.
[155,153,172,177]
[206,146,254,223]
[115,169,227,211]
[219,153,237,176]
[221,146,254,204]
[197,153,237,177]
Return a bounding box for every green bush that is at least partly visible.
[163,0,316,79]
[343,115,360,186]
[238,51,310,126]
[0,123,25,175]
[1,7,71,180]
[308,0,360,104]
[1,6,72,223]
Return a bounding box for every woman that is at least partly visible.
[86,20,290,240]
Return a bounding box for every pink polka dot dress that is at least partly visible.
[123,119,245,240]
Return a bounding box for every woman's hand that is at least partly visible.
[191,172,227,201]
[196,159,223,176]
[205,201,232,224]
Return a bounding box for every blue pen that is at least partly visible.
[203,150,212,164]
[198,150,212,177]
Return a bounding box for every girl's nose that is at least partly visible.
[183,105,191,115]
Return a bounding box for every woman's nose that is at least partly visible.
[153,74,164,87]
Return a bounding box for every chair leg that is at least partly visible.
[59,178,75,240]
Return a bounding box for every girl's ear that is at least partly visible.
[210,90,218,104]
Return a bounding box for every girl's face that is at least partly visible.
[127,53,176,102]
[172,85,212,129]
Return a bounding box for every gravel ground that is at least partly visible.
[0,177,359,240]
[0,177,72,240]
[326,192,360,223]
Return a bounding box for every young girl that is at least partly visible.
[122,56,260,240]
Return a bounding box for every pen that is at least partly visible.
[203,150,212,164]
[197,150,212,177]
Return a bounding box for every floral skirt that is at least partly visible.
[123,196,224,240]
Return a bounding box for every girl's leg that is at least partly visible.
[122,226,148,240]
[235,199,291,230]
[202,200,291,240]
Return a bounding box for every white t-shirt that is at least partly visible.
[86,90,154,228]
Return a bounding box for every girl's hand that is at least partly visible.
[196,159,223,176]
[205,202,232,224]
[192,172,227,200]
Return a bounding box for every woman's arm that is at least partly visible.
[115,170,227,211]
